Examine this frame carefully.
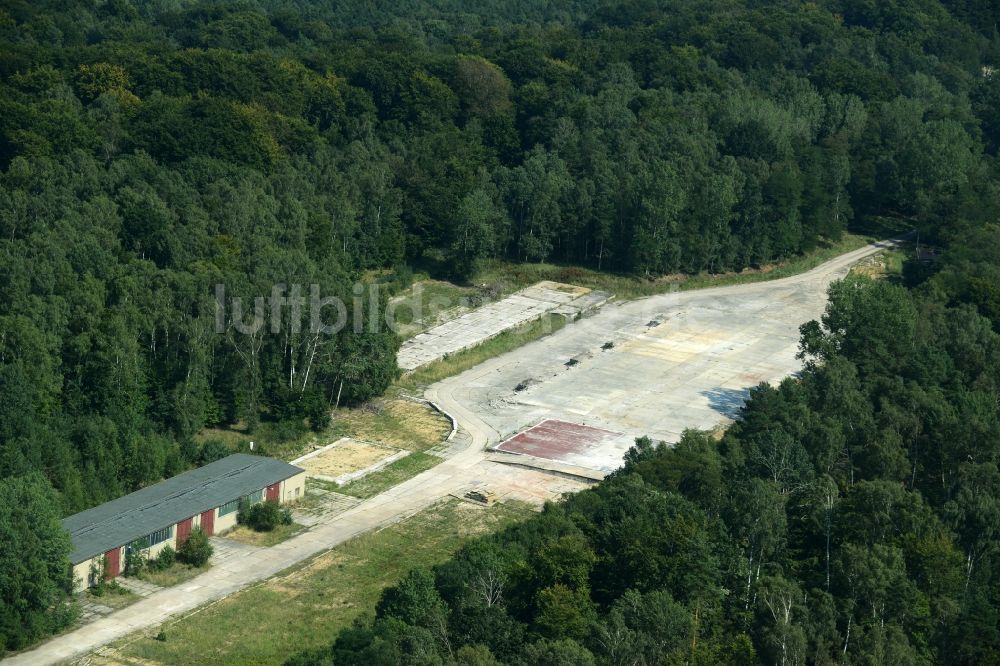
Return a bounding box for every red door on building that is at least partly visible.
[200,508,215,537]
[104,547,120,580]
[176,516,193,546]
[266,482,280,502]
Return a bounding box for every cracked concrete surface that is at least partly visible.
[397,281,610,370]
[427,238,905,472]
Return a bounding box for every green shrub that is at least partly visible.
[259,419,306,443]
[177,527,212,567]
[89,558,106,593]
[197,439,231,465]
[236,498,254,526]
[123,540,148,577]
[91,579,128,597]
[303,391,331,432]
[152,546,176,571]
[237,500,289,532]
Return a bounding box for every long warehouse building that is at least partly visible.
[63,453,306,591]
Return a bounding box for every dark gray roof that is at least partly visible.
[63,454,303,564]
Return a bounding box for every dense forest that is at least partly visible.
[1,0,999,655]
[3,0,999,512]
[291,230,1000,664]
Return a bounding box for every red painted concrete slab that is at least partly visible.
[495,419,626,470]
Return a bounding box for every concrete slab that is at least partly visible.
[209,536,262,564]
[397,282,609,370]
[494,419,633,472]
[293,438,403,484]
[115,577,162,598]
[430,238,909,473]
[445,282,821,452]
[291,488,361,527]
[486,451,607,482]
[78,601,114,624]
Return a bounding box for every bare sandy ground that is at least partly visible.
[298,440,398,478]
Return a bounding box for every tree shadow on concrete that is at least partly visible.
[701,387,751,419]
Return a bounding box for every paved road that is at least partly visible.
[4,238,899,665]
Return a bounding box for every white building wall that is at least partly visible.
[215,504,241,533]
[281,472,306,503]
[72,557,99,593]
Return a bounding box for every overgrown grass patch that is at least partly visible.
[220,522,304,548]
[473,232,883,301]
[327,397,450,453]
[304,476,343,494]
[137,562,209,588]
[676,233,883,291]
[85,582,137,610]
[398,312,568,391]
[336,452,442,499]
[850,246,909,280]
[195,395,450,470]
[390,279,480,337]
[114,499,532,666]
[193,423,313,465]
